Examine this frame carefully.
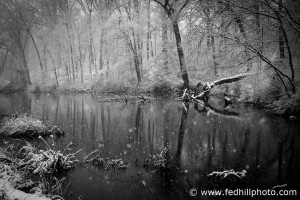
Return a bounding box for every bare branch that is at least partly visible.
[153,0,165,9]
[0,46,20,62]
[213,73,251,86]
[178,0,190,16]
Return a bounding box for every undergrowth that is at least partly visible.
[0,136,79,200]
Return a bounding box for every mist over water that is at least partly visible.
[0,93,299,200]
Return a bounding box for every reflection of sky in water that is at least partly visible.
[0,93,299,200]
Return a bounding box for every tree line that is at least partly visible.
[0,0,299,95]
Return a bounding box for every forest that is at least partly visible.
[1,1,300,200]
[0,0,300,113]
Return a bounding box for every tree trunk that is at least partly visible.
[172,19,189,89]
[105,31,109,77]
[44,44,59,86]
[276,0,294,82]
[20,50,31,85]
[69,38,75,82]
[18,13,44,84]
[253,1,263,78]
[135,1,143,78]
[77,32,84,83]
[65,61,70,84]
[154,30,157,57]
[225,2,252,72]
[88,10,96,75]
[281,22,295,83]
[278,0,285,61]
[147,0,151,61]
[161,8,169,75]
[99,28,105,71]
[208,21,218,78]
[27,30,44,84]
[211,35,218,78]
[150,34,154,57]
[154,0,190,88]
[254,2,262,54]
[235,17,252,72]
[133,47,142,84]
[43,45,48,75]
[74,24,84,83]
[0,50,8,76]
[57,43,61,77]
[133,0,142,84]
[65,21,75,82]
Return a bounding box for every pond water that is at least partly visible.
[0,92,300,200]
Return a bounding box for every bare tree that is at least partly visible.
[153,0,190,89]
[77,0,97,76]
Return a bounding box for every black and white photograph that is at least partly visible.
[0,0,300,199]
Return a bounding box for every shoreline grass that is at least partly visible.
[0,144,52,200]
[0,136,79,200]
[19,137,80,175]
[0,114,64,137]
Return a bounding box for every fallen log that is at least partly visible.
[179,73,251,101]
[196,73,251,91]
[177,73,251,119]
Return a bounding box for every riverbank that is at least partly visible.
[265,94,300,118]
[1,82,299,118]
[23,81,177,96]
[0,124,78,200]
[0,162,52,200]
[0,144,56,200]
[0,113,64,137]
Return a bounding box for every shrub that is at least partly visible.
[238,73,284,103]
[271,94,300,116]
[151,81,174,96]
[91,80,130,93]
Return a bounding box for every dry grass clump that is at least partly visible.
[0,137,76,199]
[142,147,169,170]
[0,142,15,163]
[0,145,52,200]
[0,162,52,200]
[0,113,64,137]
[84,150,128,170]
[19,136,80,175]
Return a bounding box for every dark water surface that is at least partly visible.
[0,92,300,200]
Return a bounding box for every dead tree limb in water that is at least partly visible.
[179,73,251,102]
[176,73,251,119]
[196,73,250,91]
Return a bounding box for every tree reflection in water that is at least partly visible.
[0,93,299,200]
